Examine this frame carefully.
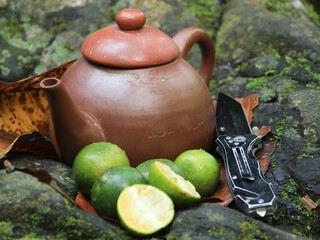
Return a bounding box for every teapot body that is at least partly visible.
[41,9,216,166]
[55,56,215,166]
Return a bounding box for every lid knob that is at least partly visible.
[81,8,179,68]
[116,9,146,31]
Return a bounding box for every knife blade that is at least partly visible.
[215,92,277,217]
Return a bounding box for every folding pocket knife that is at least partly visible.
[215,92,277,217]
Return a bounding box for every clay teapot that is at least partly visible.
[40,8,216,167]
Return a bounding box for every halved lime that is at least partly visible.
[117,184,174,237]
[148,161,200,208]
[175,149,220,197]
[136,158,185,181]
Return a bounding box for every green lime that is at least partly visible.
[148,161,200,208]
[117,184,174,237]
[72,142,130,196]
[91,166,146,219]
[175,149,220,197]
[136,158,185,181]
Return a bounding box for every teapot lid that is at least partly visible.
[81,9,180,68]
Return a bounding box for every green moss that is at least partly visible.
[230,41,236,50]
[33,33,82,75]
[246,55,319,91]
[52,212,125,239]
[23,232,39,239]
[285,56,320,81]
[12,213,47,236]
[301,0,320,28]
[0,221,14,237]
[267,116,289,143]
[271,160,279,168]
[50,16,68,33]
[275,118,287,139]
[1,49,11,59]
[270,209,286,221]
[54,215,83,238]
[0,65,10,77]
[208,223,231,239]
[236,221,277,240]
[0,13,23,40]
[263,0,301,18]
[284,83,298,93]
[236,61,249,73]
[177,0,221,37]
[186,218,204,224]
[209,75,234,91]
[297,140,319,159]
[0,19,52,53]
[281,176,312,217]
[297,152,314,159]
[246,75,273,90]
[265,45,281,59]
[293,228,305,236]
[265,69,277,76]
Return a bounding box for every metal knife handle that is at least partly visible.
[216,133,277,217]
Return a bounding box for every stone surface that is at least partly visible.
[211,0,320,238]
[1,0,320,239]
[215,0,320,66]
[5,152,78,200]
[0,157,133,239]
[0,0,222,82]
[0,154,308,240]
[167,203,308,240]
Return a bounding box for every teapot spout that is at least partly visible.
[40,78,106,165]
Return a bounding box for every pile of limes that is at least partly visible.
[72,142,220,237]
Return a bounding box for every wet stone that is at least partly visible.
[287,89,320,144]
[166,203,308,240]
[0,166,132,239]
[1,0,320,239]
[5,152,78,200]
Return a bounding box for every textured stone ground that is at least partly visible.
[1,0,320,239]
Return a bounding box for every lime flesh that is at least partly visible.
[148,161,200,208]
[117,184,174,237]
[136,158,185,181]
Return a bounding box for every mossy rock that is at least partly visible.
[0,153,309,239]
[0,0,222,82]
[0,169,132,239]
[215,0,320,66]
[166,203,308,240]
[3,152,78,200]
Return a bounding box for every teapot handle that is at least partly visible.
[173,27,215,86]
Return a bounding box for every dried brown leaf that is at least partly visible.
[0,131,59,160]
[236,94,259,123]
[76,192,98,215]
[256,139,278,160]
[0,60,75,137]
[252,126,271,138]
[301,195,317,211]
[75,192,120,225]
[0,60,75,159]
